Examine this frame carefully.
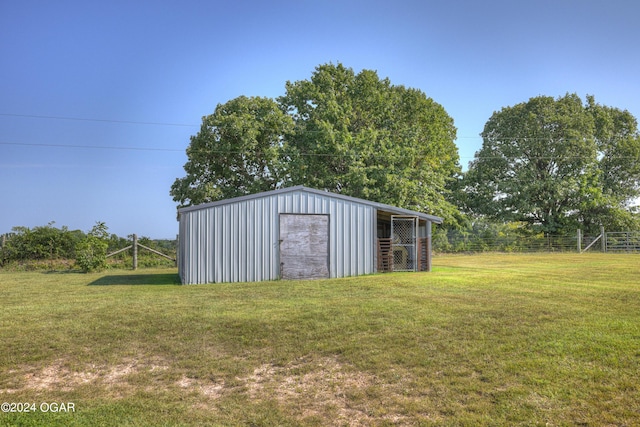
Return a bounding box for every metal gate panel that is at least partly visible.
[605,232,640,252]
[391,216,418,272]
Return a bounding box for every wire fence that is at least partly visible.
[433,231,601,253]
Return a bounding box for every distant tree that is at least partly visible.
[107,233,128,253]
[170,96,294,208]
[462,94,640,234]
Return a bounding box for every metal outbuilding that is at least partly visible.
[177,186,443,284]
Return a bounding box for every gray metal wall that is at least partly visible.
[178,189,376,284]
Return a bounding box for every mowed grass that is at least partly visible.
[1,253,639,426]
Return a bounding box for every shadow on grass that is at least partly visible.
[89,273,181,286]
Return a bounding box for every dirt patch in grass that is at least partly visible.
[4,357,225,403]
[2,355,435,425]
[177,375,226,400]
[25,364,97,392]
[2,357,171,395]
[243,355,410,426]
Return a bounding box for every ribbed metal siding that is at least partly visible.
[179,189,376,284]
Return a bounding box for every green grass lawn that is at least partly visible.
[1,253,639,426]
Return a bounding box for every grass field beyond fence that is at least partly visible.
[1,254,639,426]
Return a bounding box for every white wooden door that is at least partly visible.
[279,214,330,280]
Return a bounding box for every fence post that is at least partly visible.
[133,234,138,270]
[600,226,606,252]
[577,229,582,253]
[175,234,179,268]
[426,221,432,272]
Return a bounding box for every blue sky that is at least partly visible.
[1,0,639,238]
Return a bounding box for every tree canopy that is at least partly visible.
[171,63,462,223]
[171,68,640,233]
[279,63,461,220]
[170,96,293,207]
[461,94,640,234]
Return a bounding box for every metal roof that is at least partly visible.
[178,185,443,224]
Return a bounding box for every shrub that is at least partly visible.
[75,222,109,273]
[0,223,83,264]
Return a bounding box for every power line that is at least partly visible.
[2,140,638,161]
[0,140,359,157]
[0,141,184,152]
[6,113,636,143]
[0,113,199,127]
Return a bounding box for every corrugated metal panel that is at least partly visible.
[179,188,379,284]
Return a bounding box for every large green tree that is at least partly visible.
[171,63,462,223]
[170,96,293,208]
[279,63,461,222]
[462,94,640,234]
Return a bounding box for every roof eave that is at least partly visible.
[177,185,444,224]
